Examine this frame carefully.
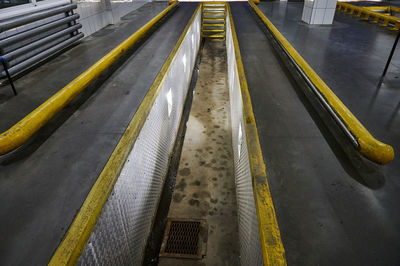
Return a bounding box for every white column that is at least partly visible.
[101,0,114,25]
[302,0,337,25]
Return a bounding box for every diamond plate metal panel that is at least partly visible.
[78,9,201,266]
[226,12,264,266]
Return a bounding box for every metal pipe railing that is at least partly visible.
[0,2,178,156]
[249,0,394,165]
[2,24,82,62]
[0,0,71,21]
[1,33,84,77]
[0,14,80,48]
[0,4,77,32]
[337,2,400,30]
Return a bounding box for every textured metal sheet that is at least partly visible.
[226,12,264,266]
[78,9,202,266]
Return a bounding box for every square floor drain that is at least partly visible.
[159,218,208,259]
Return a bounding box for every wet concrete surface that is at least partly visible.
[232,2,400,265]
[158,39,240,266]
[0,3,197,265]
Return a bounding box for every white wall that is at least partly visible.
[75,0,149,37]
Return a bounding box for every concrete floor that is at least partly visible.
[0,3,197,265]
[0,1,399,265]
[232,2,400,265]
[257,1,400,167]
[158,39,241,266]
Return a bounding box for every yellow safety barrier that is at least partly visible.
[363,6,400,16]
[48,4,201,265]
[227,4,287,265]
[0,2,177,156]
[249,0,394,165]
[337,2,400,30]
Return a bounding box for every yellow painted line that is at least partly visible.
[48,4,201,265]
[250,0,394,165]
[227,4,286,266]
[0,2,178,156]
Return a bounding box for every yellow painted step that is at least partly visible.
[202,17,225,20]
[202,34,225,38]
[203,12,225,15]
[202,23,225,26]
[202,29,225,32]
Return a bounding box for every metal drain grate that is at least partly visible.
[160,218,207,259]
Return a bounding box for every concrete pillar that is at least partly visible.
[101,0,114,25]
[302,0,337,25]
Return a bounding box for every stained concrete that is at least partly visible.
[0,3,197,265]
[158,39,240,266]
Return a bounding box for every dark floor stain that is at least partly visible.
[176,179,187,192]
[191,180,201,186]
[179,167,191,176]
[211,198,218,204]
[173,193,185,203]
[189,199,200,207]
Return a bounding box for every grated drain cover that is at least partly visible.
[159,218,208,259]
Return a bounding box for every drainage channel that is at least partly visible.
[157,38,241,265]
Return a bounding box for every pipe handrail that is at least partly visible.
[249,0,394,165]
[0,4,77,32]
[3,24,82,62]
[337,2,400,30]
[0,14,80,48]
[0,2,178,156]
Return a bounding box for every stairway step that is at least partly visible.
[202,23,225,27]
[202,34,225,38]
[202,17,225,20]
[202,29,225,32]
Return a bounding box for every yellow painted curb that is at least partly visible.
[228,4,287,266]
[48,4,203,266]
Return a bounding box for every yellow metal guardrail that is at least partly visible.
[227,4,287,265]
[363,6,400,15]
[337,2,400,30]
[49,4,200,265]
[249,0,394,165]
[0,2,178,156]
